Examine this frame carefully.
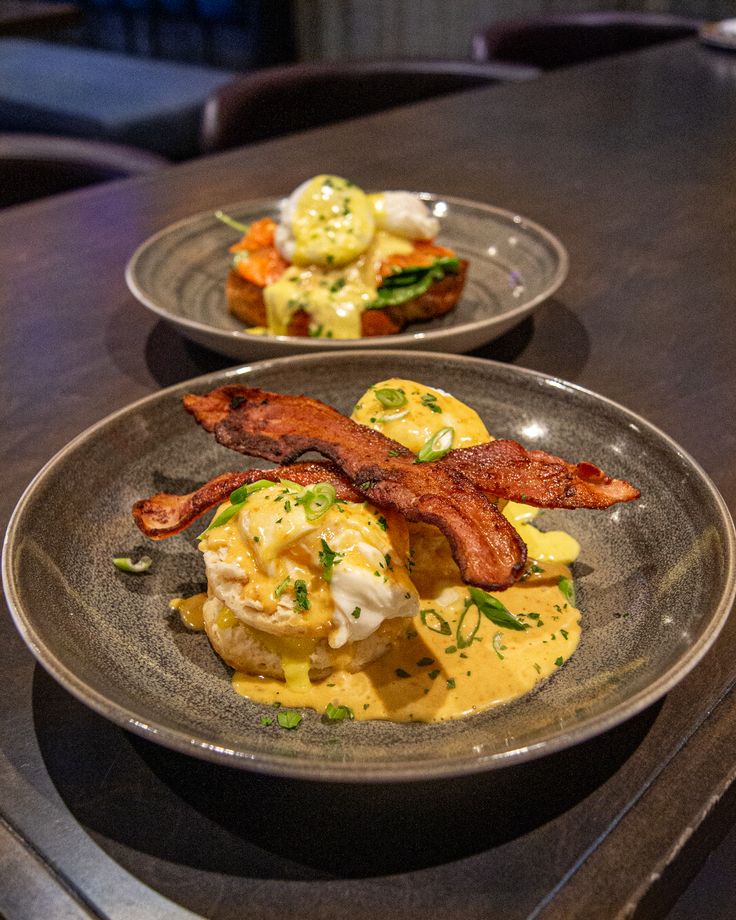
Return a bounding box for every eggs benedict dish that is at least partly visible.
[221,175,467,339]
[134,380,639,723]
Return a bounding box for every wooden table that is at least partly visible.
[2,38,736,919]
[0,0,79,35]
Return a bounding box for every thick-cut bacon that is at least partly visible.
[133,462,361,539]
[443,440,639,508]
[183,386,527,590]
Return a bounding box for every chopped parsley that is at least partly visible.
[319,539,344,583]
[294,579,310,611]
[351,607,361,619]
[276,710,302,729]
[323,702,354,722]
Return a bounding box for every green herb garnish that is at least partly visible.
[276,710,302,729]
[323,702,354,722]
[421,393,442,413]
[555,657,564,667]
[373,387,406,409]
[298,482,337,521]
[558,576,576,605]
[456,598,481,648]
[468,586,528,632]
[319,539,344,583]
[416,426,455,463]
[215,210,250,233]
[294,579,310,611]
[420,608,451,636]
[274,576,291,598]
[369,257,460,309]
[113,555,152,574]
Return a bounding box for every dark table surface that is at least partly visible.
[2,38,736,920]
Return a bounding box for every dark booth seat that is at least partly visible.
[0,133,167,207]
[200,58,540,154]
[471,11,703,70]
[0,39,236,159]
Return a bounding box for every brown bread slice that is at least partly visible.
[225,260,468,337]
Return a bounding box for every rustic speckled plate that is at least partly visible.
[125,194,568,360]
[3,353,735,781]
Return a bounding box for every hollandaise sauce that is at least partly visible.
[229,525,581,722]
[171,379,584,724]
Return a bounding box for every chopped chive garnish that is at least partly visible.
[377,515,388,531]
[274,576,291,598]
[416,657,435,667]
[421,394,442,413]
[428,669,440,680]
[561,628,569,640]
[351,607,361,619]
[446,678,456,689]
[395,668,411,678]
[555,657,564,667]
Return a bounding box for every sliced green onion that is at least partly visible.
[416,426,455,463]
[420,608,451,636]
[215,210,250,234]
[558,576,576,605]
[198,501,244,537]
[299,482,336,521]
[468,586,528,632]
[456,599,481,648]
[492,631,505,660]
[377,409,410,423]
[274,576,291,598]
[113,555,152,574]
[374,387,406,409]
[228,478,276,505]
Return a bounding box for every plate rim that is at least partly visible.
[3,350,735,782]
[124,192,569,350]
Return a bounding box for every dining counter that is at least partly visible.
[2,38,736,919]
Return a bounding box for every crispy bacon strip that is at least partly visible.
[183,386,527,590]
[443,440,639,508]
[133,462,361,539]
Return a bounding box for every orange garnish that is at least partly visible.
[230,217,278,253]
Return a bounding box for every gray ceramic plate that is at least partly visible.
[3,353,735,782]
[125,194,568,360]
